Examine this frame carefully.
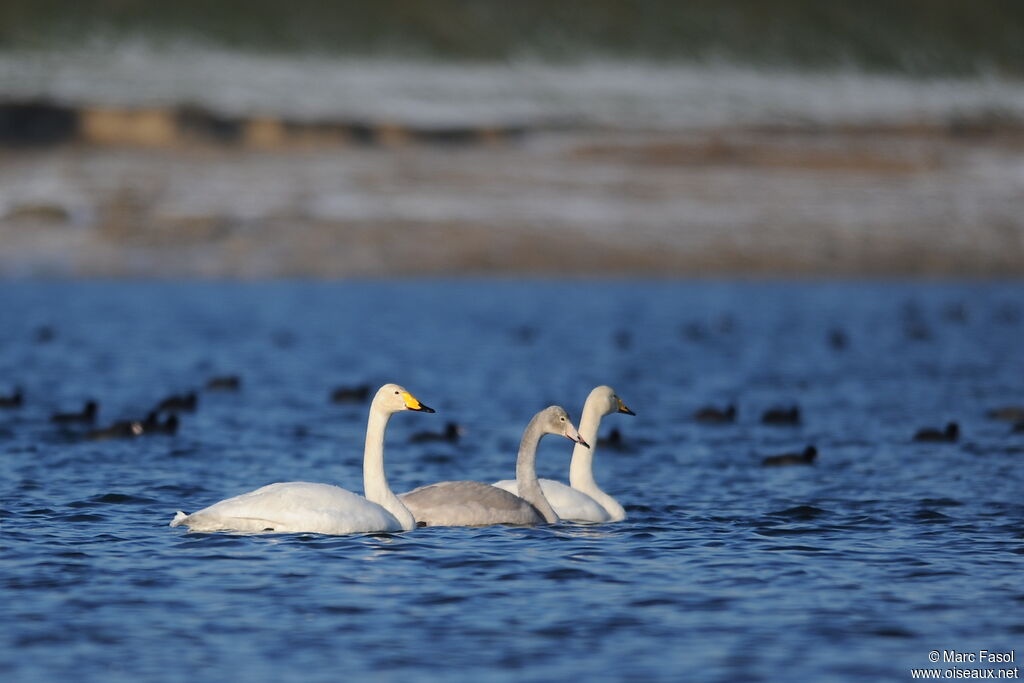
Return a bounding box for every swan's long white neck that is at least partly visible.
[569,396,626,521]
[515,415,559,524]
[363,406,416,531]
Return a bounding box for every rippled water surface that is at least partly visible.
[1,280,1022,682]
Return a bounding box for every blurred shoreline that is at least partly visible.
[2,127,1022,278]
[2,48,1024,278]
[5,47,1024,130]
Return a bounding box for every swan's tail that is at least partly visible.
[169,510,189,527]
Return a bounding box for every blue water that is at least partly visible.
[1,280,1022,682]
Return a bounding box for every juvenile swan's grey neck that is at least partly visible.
[516,412,559,524]
[363,407,416,531]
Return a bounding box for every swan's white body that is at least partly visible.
[169,384,432,535]
[400,406,586,527]
[493,386,632,523]
[168,482,405,534]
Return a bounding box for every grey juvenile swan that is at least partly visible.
[493,385,633,522]
[400,406,587,527]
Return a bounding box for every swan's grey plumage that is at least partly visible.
[169,384,433,535]
[400,406,586,527]
[399,481,545,526]
[493,386,633,523]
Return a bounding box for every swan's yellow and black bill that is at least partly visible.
[402,391,435,413]
[616,398,636,416]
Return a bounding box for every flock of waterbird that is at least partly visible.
[0,378,632,533]
[3,297,1022,536]
[161,377,1018,535]
[2,371,1022,536]
[0,380,225,441]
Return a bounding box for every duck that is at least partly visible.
[401,406,587,527]
[491,386,634,523]
[50,400,98,423]
[205,375,241,392]
[170,384,433,535]
[761,406,801,425]
[157,391,198,413]
[694,404,736,423]
[0,387,24,408]
[913,422,959,443]
[761,445,817,467]
[330,384,371,403]
[409,421,464,444]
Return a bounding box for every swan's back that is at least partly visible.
[492,478,611,523]
[170,482,403,535]
[400,481,544,527]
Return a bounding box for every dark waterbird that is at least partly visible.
[330,384,371,403]
[157,391,198,412]
[903,322,933,342]
[986,405,1024,422]
[33,325,56,343]
[694,404,736,423]
[943,302,968,324]
[681,321,707,342]
[86,412,178,440]
[410,421,463,444]
[828,328,848,350]
[50,400,98,423]
[761,406,801,425]
[761,445,817,467]
[142,412,179,435]
[0,387,24,408]
[913,422,959,443]
[512,325,536,344]
[205,375,241,391]
[597,426,626,449]
[86,419,144,441]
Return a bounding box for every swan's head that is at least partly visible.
[591,385,636,417]
[541,405,590,449]
[375,383,435,414]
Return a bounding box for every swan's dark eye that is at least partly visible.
[560,416,565,421]
[394,391,400,395]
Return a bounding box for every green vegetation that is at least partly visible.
[1,0,1022,75]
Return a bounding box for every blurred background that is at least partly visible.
[4,7,1024,682]
[2,0,1024,277]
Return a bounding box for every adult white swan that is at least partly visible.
[493,386,633,522]
[400,406,587,527]
[169,384,433,534]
